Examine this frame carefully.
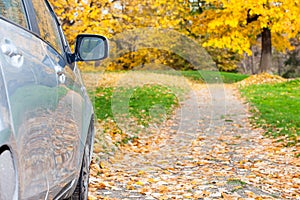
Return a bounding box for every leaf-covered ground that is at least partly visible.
[239,79,300,143]
[84,73,300,200]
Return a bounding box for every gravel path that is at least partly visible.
[89,84,300,199]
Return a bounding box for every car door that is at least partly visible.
[0,0,84,199]
[0,17,49,200]
[29,0,91,198]
[0,0,60,199]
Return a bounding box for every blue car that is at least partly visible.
[0,0,108,199]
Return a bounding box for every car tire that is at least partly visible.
[69,135,92,200]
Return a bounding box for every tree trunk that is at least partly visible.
[277,55,282,76]
[259,28,272,73]
[251,46,255,74]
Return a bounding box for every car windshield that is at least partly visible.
[0,0,27,28]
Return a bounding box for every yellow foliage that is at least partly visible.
[50,0,189,45]
[49,0,300,72]
[194,0,300,55]
[49,0,196,71]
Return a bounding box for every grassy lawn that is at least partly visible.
[90,85,179,126]
[87,70,248,123]
[180,70,249,83]
[240,80,300,145]
[87,70,249,84]
[148,70,248,83]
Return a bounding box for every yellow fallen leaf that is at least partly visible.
[158,185,168,193]
[202,190,210,197]
[88,195,97,200]
[135,180,144,186]
[191,180,198,185]
[126,184,135,190]
[98,182,107,189]
[93,143,102,153]
[221,192,234,199]
[139,186,150,195]
[99,161,106,169]
[234,185,243,190]
[148,178,156,183]
[137,170,146,175]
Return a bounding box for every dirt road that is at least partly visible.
[89,83,300,199]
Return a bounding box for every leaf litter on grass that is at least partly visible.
[237,72,287,88]
[85,71,192,160]
[84,72,299,200]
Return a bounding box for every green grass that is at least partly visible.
[128,85,179,124]
[180,70,249,83]
[97,70,249,83]
[150,70,248,83]
[90,87,114,120]
[91,84,179,126]
[227,179,246,185]
[240,80,300,144]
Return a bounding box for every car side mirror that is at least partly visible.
[71,34,109,63]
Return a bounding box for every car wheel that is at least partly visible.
[69,139,91,200]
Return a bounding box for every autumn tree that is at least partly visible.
[50,0,188,46]
[191,0,300,73]
[50,0,206,70]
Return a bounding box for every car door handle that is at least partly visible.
[1,45,23,57]
[57,71,66,84]
[57,71,64,76]
[1,38,24,68]
[54,65,66,84]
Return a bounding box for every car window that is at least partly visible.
[0,0,28,28]
[31,0,63,54]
